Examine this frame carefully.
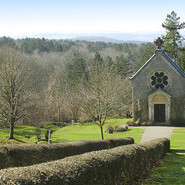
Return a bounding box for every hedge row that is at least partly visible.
[0,137,134,169]
[0,138,170,185]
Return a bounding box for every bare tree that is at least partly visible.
[115,77,132,117]
[79,53,118,140]
[46,68,67,122]
[0,46,33,139]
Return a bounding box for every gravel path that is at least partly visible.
[139,126,177,143]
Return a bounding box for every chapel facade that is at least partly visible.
[130,38,185,125]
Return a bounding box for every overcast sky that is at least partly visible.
[1,0,185,38]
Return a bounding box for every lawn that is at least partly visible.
[105,117,132,126]
[51,123,144,143]
[173,128,185,133]
[142,130,185,185]
[0,118,144,144]
[0,125,41,144]
[142,151,185,185]
[170,134,185,149]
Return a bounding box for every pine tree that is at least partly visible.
[113,54,130,77]
[65,52,86,87]
[162,11,185,64]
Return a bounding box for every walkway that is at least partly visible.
[139,126,176,143]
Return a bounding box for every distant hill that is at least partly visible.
[32,32,164,43]
[70,36,143,44]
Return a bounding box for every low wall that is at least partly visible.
[0,138,170,185]
[0,137,134,169]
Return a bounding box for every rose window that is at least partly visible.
[150,72,168,89]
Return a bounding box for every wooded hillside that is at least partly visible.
[0,37,155,126]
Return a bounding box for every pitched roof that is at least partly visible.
[129,49,185,80]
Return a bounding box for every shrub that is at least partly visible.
[141,122,146,126]
[0,138,134,170]
[126,120,135,126]
[45,122,67,128]
[0,138,170,185]
[116,127,127,132]
[141,121,153,126]
[135,119,140,126]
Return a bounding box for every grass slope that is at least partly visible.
[143,129,185,184]
[142,151,185,185]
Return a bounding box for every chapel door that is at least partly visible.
[154,104,165,122]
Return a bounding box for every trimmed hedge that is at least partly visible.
[0,137,134,170]
[0,138,170,185]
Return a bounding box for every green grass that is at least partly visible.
[142,133,185,184]
[0,125,41,144]
[0,118,143,144]
[51,123,143,143]
[170,134,185,150]
[105,117,132,126]
[173,128,185,133]
[142,151,185,185]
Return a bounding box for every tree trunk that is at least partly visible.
[9,119,15,139]
[100,126,104,140]
[58,105,61,122]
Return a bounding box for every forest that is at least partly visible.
[0,36,155,128]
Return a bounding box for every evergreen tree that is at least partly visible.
[113,54,130,77]
[137,43,155,70]
[178,50,185,71]
[65,52,86,87]
[162,11,185,63]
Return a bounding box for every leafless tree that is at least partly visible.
[79,53,119,140]
[46,68,67,122]
[114,77,132,117]
[0,46,33,139]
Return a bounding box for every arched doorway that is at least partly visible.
[148,89,171,123]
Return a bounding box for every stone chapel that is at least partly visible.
[130,37,185,125]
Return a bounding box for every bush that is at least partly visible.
[126,120,135,126]
[0,138,134,170]
[141,121,153,126]
[116,127,127,132]
[45,122,67,128]
[0,138,170,185]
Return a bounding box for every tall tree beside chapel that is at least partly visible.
[162,11,185,65]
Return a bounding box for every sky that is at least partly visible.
[1,0,185,38]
